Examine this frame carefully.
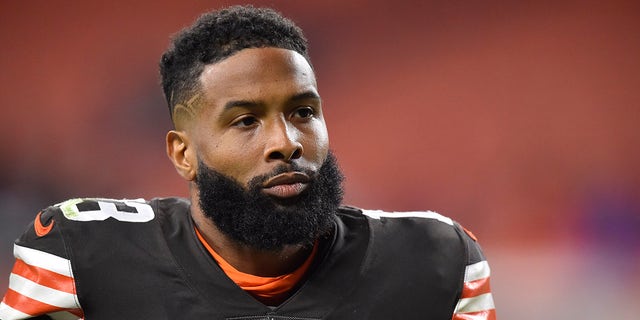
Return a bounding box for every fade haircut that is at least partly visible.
[159,5,310,125]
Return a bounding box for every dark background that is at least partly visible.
[1,1,639,318]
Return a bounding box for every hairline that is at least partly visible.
[171,46,315,130]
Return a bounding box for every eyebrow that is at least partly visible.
[222,99,259,111]
[222,91,321,111]
[291,91,321,102]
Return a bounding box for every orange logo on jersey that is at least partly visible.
[34,212,54,237]
[462,226,478,242]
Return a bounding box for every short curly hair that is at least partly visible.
[159,5,310,123]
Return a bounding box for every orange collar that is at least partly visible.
[195,227,318,305]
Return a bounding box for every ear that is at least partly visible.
[166,130,197,181]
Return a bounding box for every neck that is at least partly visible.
[190,199,313,277]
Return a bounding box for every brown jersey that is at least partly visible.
[0,197,495,319]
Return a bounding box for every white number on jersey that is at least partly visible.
[56,198,154,222]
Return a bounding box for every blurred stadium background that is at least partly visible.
[1,1,639,318]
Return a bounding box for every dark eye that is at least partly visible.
[233,116,258,127]
[294,107,315,119]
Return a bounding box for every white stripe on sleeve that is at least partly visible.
[8,274,79,309]
[454,293,495,314]
[464,260,491,282]
[13,245,73,278]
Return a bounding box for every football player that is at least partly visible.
[0,5,495,319]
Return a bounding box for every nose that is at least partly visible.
[264,117,303,162]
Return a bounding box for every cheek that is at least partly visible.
[197,136,254,181]
[304,122,330,161]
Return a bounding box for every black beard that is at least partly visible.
[195,151,344,251]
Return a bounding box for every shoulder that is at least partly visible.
[338,205,454,225]
[1,197,191,319]
[336,205,485,262]
[338,207,496,317]
[16,197,190,252]
[338,205,461,237]
[11,196,192,274]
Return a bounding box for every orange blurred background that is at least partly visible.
[1,1,639,318]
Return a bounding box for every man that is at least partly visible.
[0,5,495,320]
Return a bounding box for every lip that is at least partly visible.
[262,172,311,198]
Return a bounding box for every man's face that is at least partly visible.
[189,47,329,192]
[174,47,340,250]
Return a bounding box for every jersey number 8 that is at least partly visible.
[57,198,155,222]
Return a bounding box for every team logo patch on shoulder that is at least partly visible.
[56,198,154,222]
[34,211,54,237]
[462,225,479,241]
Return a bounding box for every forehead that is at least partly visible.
[198,47,318,107]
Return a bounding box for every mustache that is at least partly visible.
[247,163,317,189]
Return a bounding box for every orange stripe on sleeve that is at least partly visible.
[11,259,76,295]
[461,276,491,298]
[3,288,81,317]
[452,309,497,320]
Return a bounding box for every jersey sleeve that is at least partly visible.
[0,207,84,320]
[451,224,496,320]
